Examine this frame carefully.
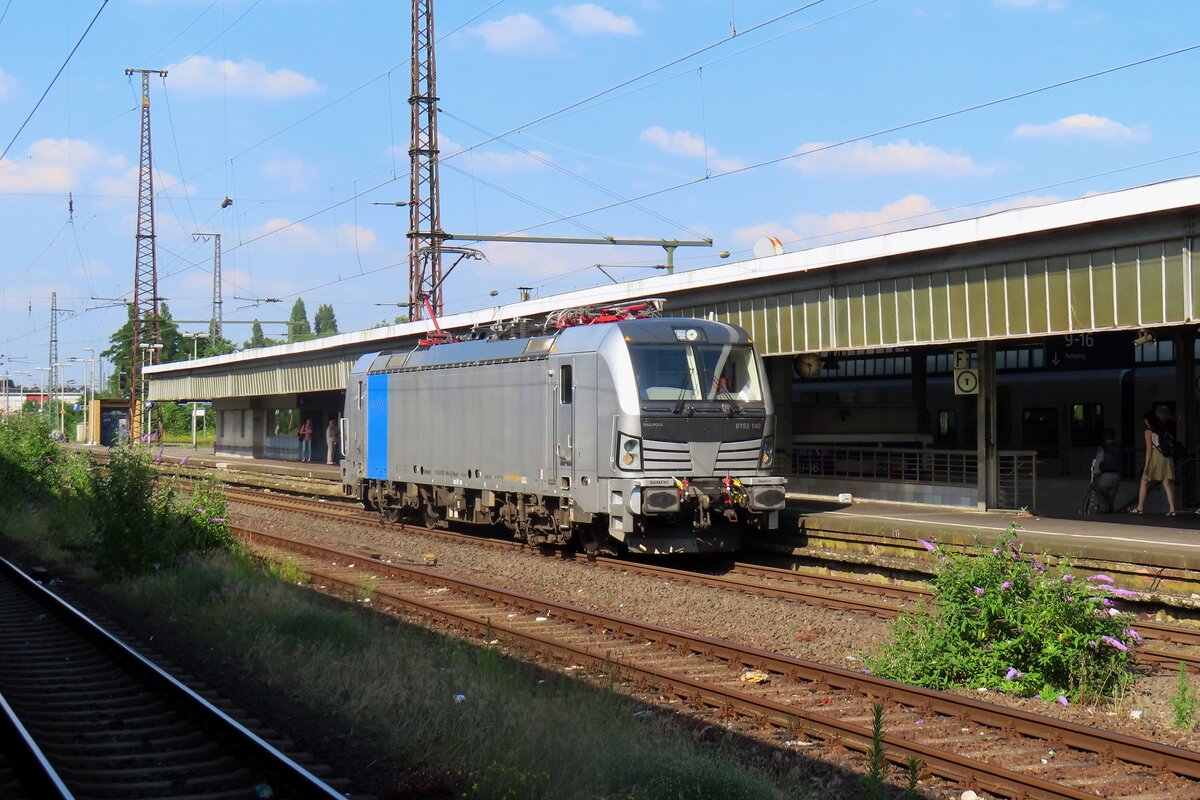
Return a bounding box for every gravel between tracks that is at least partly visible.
[231,498,1200,755]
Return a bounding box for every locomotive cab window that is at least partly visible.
[560,365,573,404]
[629,343,764,403]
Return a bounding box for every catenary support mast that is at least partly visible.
[49,291,58,380]
[194,232,223,344]
[408,0,443,321]
[125,68,167,441]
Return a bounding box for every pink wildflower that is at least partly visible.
[1100,635,1129,653]
[974,586,985,596]
[918,538,937,553]
[1000,581,1012,590]
[1107,587,1138,599]
[1057,695,1069,706]
[1124,628,1144,644]
[1087,574,1114,584]
[1005,667,1022,682]
[179,456,189,466]
[1061,574,1073,583]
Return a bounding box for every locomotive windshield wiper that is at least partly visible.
[716,385,741,415]
[673,371,692,415]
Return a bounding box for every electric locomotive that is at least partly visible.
[340,308,787,554]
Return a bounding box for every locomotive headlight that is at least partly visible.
[618,433,643,471]
[760,436,775,468]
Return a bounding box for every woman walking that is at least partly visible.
[1134,410,1176,516]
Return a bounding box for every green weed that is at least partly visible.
[868,524,1139,703]
[861,703,887,800]
[1172,662,1198,730]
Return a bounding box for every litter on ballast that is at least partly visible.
[740,669,769,684]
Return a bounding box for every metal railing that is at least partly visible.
[788,445,1039,510]
[790,446,977,485]
[996,451,1037,512]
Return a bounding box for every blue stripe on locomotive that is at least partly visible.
[366,372,389,479]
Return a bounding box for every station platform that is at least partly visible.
[69,443,1200,592]
[785,494,1200,575]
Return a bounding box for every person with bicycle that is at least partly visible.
[1089,428,1122,513]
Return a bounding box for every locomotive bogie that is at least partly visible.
[341,318,786,554]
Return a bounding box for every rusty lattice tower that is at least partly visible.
[125,68,167,440]
[408,0,444,320]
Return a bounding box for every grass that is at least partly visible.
[2,500,818,800]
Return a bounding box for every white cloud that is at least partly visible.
[0,138,125,193]
[93,164,189,203]
[1013,113,1148,143]
[640,125,744,173]
[262,158,319,192]
[552,4,640,35]
[163,55,322,99]
[248,219,379,255]
[0,68,15,101]
[414,136,552,172]
[735,193,1062,251]
[469,13,558,54]
[790,139,993,177]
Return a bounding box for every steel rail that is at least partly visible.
[0,554,347,799]
[225,486,1200,671]
[0,691,71,799]
[236,523,1200,800]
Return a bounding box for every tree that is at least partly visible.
[314,303,338,336]
[288,299,312,343]
[101,302,183,392]
[204,336,237,357]
[245,321,282,349]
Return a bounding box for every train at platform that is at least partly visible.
[339,303,787,555]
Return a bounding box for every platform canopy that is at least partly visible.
[148,176,1200,401]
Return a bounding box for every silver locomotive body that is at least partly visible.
[340,317,786,554]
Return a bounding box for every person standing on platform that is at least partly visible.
[1134,410,1176,516]
[299,418,314,462]
[325,418,339,465]
[1089,428,1122,513]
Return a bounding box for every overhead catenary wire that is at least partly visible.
[195,36,1200,321]
[1,0,110,162]
[494,40,1200,237]
[441,109,709,240]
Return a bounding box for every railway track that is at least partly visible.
[0,554,352,800]
[222,485,1200,673]
[236,523,1200,800]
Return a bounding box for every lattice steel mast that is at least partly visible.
[125,68,167,441]
[49,290,58,376]
[194,232,223,344]
[408,0,444,320]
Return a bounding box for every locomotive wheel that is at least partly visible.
[382,505,403,523]
[423,503,442,529]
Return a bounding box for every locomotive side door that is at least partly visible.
[346,378,364,470]
[556,359,576,488]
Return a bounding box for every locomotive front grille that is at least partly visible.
[641,437,762,476]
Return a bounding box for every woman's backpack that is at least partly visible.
[1155,431,1178,459]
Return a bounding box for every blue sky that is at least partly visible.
[2,0,1199,381]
